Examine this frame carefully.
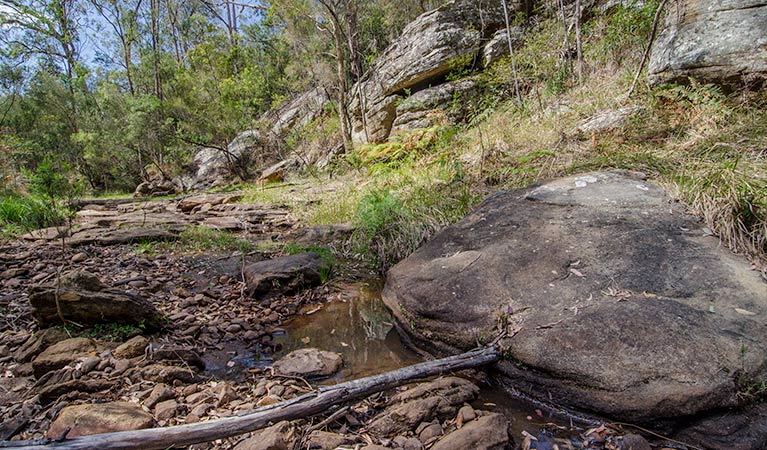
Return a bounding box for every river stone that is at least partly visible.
[114,336,150,359]
[272,348,343,378]
[244,253,326,298]
[32,337,99,378]
[234,421,296,450]
[47,401,154,438]
[648,0,767,86]
[431,413,509,450]
[383,171,767,423]
[369,377,480,436]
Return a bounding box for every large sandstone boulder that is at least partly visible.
[351,0,512,144]
[648,0,767,86]
[266,87,331,139]
[28,269,164,330]
[188,87,330,190]
[383,171,767,425]
[191,130,262,189]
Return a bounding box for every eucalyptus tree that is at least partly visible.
[0,0,88,129]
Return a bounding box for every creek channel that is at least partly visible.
[204,280,588,447]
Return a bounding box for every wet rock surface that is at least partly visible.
[384,171,767,428]
[271,348,343,378]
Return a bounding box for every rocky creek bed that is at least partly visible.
[0,185,745,450]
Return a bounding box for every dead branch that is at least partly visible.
[626,0,669,99]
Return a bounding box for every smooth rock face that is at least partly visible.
[351,0,511,144]
[192,130,262,189]
[28,271,163,330]
[383,171,767,423]
[430,413,509,450]
[244,253,326,298]
[648,0,767,86]
[482,27,524,67]
[271,348,343,378]
[47,402,154,438]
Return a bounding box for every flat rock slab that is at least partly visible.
[28,270,163,330]
[244,252,327,298]
[383,171,767,423]
[272,348,343,378]
[47,401,154,438]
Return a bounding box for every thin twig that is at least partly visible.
[627,0,668,99]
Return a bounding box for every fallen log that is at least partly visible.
[1,346,500,450]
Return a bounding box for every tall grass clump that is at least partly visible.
[0,192,60,234]
[349,160,478,273]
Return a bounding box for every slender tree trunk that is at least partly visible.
[574,0,583,84]
[150,0,162,100]
[333,21,352,151]
[502,0,522,108]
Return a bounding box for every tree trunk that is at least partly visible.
[2,347,500,450]
[502,0,522,108]
[150,0,162,100]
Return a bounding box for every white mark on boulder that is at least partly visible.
[636,184,650,191]
[574,175,599,188]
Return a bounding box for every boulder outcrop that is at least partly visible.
[383,171,767,424]
[350,0,513,144]
[648,0,767,86]
[28,269,164,330]
[187,87,331,189]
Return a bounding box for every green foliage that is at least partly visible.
[178,226,253,253]
[350,166,478,273]
[0,192,60,232]
[593,1,660,63]
[66,322,143,342]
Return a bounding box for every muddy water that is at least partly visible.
[275,281,586,446]
[272,281,423,381]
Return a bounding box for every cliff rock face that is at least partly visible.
[648,0,767,86]
[350,0,516,144]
